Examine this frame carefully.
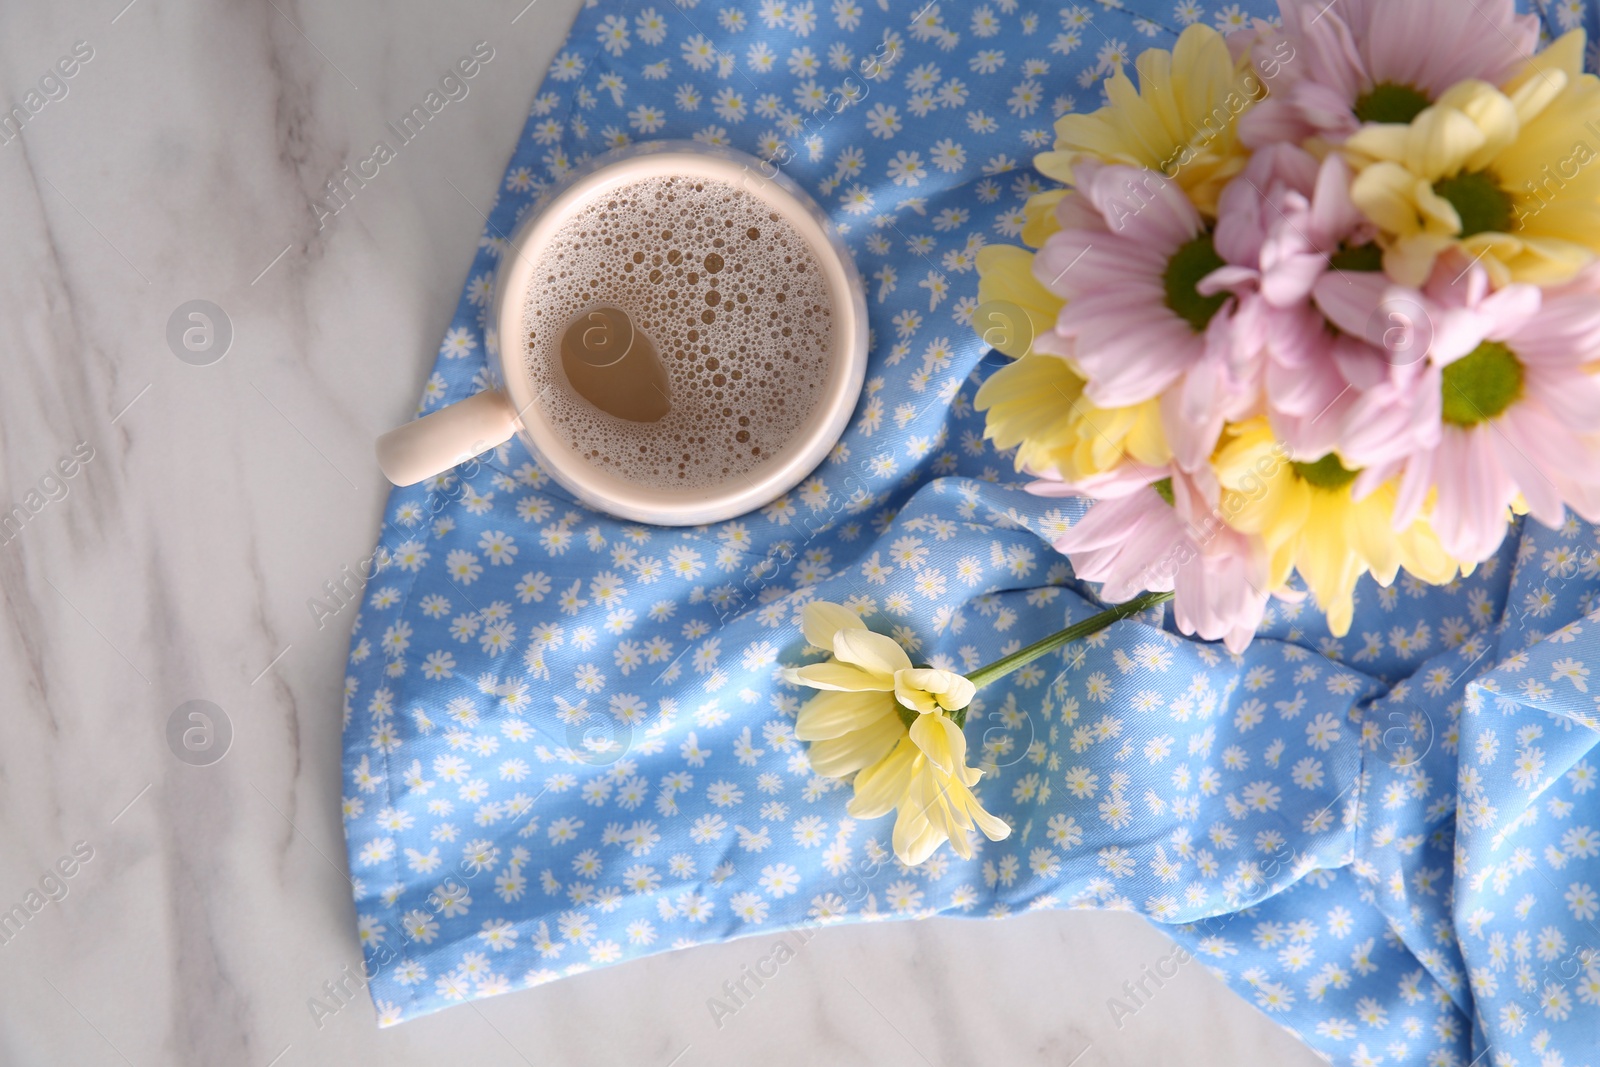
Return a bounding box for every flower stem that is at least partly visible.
[965,590,1174,692]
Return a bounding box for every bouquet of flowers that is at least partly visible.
[791,0,1600,867]
[969,0,1600,650]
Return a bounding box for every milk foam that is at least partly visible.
[521,174,834,491]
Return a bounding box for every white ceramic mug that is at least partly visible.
[375,142,867,526]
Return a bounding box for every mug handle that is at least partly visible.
[376,388,518,486]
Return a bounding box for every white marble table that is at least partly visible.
[0,1,1325,1063]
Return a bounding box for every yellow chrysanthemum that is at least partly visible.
[1034,23,1260,215]
[1214,420,1464,637]
[970,245,1170,482]
[783,602,1008,866]
[1345,30,1600,286]
[973,244,1063,359]
[1020,189,1069,248]
[975,353,1169,482]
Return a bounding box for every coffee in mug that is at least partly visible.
[376,143,867,527]
[526,173,836,490]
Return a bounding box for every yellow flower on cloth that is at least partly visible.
[1034,24,1260,215]
[783,601,1009,866]
[1214,420,1463,637]
[1345,31,1600,286]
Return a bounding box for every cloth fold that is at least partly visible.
[340,0,1600,1061]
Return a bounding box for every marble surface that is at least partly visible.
[0,1,1324,1063]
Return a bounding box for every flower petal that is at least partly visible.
[787,660,894,693]
[795,689,898,741]
[959,789,1012,843]
[847,739,917,819]
[830,627,914,678]
[908,712,969,776]
[800,601,865,653]
[892,798,946,867]
[895,667,976,713]
[893,763,955,864]
[806,714,905,778]
[894,684,938,715]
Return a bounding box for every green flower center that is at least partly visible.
[1327,241,1385,273]
[1433,171,1514,238]
[1292,453,1360,491]
[1163,233,1229,333]
[1353,82,1432,125]
[1441,340,1524,426]
[1151,477,1175,505]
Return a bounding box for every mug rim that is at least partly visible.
[492,142,868,527]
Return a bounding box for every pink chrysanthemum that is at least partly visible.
[1032,161,1258,471]
[1354,264,1600,561]
[1241,0,1541,145]
[1304,270,1443,471]
[1035,467,1272,654]
[1207,145,1433,464]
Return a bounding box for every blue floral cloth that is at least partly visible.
[341,1,1600,1062]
